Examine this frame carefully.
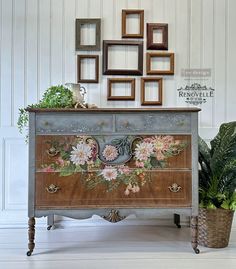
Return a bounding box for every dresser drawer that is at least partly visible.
[35,113,114,134]
[115,112,191,133]
[36,135,192,170]
[35,171,192,208]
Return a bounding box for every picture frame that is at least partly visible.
[103,40,143,75]
[77,55,99,83]
[146,52,174,75]
[122,9,144,38]
[107,78,135,101]
[141,77,163,105]
[75,18,101,51]
[147,23,168,50]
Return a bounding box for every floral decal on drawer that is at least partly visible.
[40,135,188,195]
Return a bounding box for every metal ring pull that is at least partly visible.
[168,183,182,193]
[46,147,59,157]
[46,184,61,194]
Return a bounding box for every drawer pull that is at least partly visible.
[46,147,59,157]
[46,184,61,194]
[168,183,182,193]
[122,120,130,128]
[97,121,105,127]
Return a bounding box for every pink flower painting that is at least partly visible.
[102,145,118,161]
[42,135,187,195]
[70,142,92,165]
[101,166,118,181]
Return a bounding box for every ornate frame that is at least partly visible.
[107,78,135,101]
[75,18,101,51]
[141,77,163,105]
[77,55,99,83]
[146,52,174,75]
[147,23,168,50]
[103,40,143,75]
[122,9,144,38]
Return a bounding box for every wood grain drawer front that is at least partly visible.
[35,113,114,134]
[115,113,191,133]
[35,135,192,170]
[35,171,192,208]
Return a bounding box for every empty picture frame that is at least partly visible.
[141,77,163,105]
[76,18,101,51]
[103,40,143,75]
[146,52,174,75]
[77,55,99,83]
[147,23,168,50]
[122,9,144,38]
[107,78,135,100]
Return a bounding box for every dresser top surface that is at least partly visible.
[27,107,201,113]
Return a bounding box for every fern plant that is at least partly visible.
[199,121,236,210]
[17,85,74,140]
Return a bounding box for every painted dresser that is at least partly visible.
[26,108,201,255]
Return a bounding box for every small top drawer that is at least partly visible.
[115,112,191,133]
[36,113,114,134]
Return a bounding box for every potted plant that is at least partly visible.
[198,121,236,248]
[17,84,97,140]
[17,85,75,136]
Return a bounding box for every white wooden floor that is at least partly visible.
[0,224,236,269]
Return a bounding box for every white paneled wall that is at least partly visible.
[0,0,236,227]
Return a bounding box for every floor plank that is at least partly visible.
[0,225,236,269]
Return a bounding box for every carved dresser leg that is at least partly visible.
[191,216,200,254]
[26,217,35,256]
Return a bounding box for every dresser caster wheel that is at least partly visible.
[26,251,32,256]
[194,248,200,254]
[47,225,52,230]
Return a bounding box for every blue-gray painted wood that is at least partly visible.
[35,208,192,219]
[28,109,199,223]
[28,112,36,217]
[35,112,191,135]
[191,112,199,216]
[115,113,191,133]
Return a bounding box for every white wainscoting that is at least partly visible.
[0,0,236,228]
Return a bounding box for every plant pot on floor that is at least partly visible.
[198,208,234,248]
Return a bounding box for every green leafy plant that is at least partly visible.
[17,85,74,137]
[199,121,236,210]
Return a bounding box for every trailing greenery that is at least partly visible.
[199,121,236,210]
[17,85,74,136]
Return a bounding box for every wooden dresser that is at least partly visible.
[26,108,200,255]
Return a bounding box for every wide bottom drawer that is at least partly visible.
[35,171,192,208]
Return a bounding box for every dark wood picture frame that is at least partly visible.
[103,40,143,76]
[77,55,99,83]
[76,18,101,51]
[122,9,144,38]
[107,78,135,101]
[147,23,168,50]
[146,52,174,75]
[141,77,163,105]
